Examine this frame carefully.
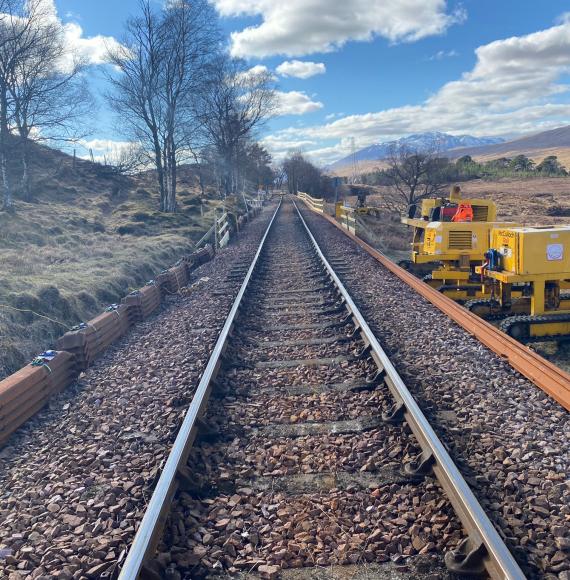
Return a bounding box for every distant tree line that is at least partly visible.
[281,151,336,198]
[360,152,568,191]
[337,144,569,211]
[453,154,567,178]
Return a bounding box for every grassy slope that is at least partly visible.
[0,142,234,379]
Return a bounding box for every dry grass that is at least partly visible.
[0,158,236,378]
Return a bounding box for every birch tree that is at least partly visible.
[108,0,219,212]
[0,0,92,208]
[197,56,276,197]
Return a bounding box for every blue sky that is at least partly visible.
[51,0,570,165]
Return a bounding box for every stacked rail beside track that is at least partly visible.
[118,197,524,579]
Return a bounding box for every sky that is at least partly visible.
[49,0,570,166]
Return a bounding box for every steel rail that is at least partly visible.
[118,200,282,580]
[293,199,526,580]
[300,200,570,411]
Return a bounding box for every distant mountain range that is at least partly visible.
[444,125,570,160]
[330,131,505,169]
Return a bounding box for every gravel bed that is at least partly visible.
[159,201,461,579]
[164,485,462,576]
[188,427,419,479]
[248,339,358,362]
[252,326,347,343]
[225,359,376,388]
[215,389,389,426]
[299,203,570,579]
[0,204,277,580]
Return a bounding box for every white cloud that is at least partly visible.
[276,60,326,79]
[428,49,459,60]
[262,18,570,163]
[260,135,317,161]
[245,64,270,75]
[325,112,345,120]
[12,0,122,72]
[80,139,135,152]
[61,22,122,68]
[275,91,324,116]
[77,139,137,162]
[237,64,276,82]
[211,0,465,58]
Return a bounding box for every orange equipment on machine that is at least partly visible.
[451,203,473,222]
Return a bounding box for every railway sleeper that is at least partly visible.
[256,415,385,438]
[253,355,356,369]
[247,334,353,348]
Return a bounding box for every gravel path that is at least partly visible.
[0,204,276,580]
[299,202,570,580]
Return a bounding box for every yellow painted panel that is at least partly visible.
[530,321,570,337]
[492,226,570,275]
[422,221,516,258]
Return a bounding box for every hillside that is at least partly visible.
[447,125,570,165]
[329,131,503,170]
[0,139,232,379]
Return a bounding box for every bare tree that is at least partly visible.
[0,0,44,209]
[275,164,286,191]
[107,0,220,212]
[102,143,147,175]
[197,55,276,197]
[283,151,323,196]
[385,141,448,211]
[9,31,92,199]
[0,0,92,208]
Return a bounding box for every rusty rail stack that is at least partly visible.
[0,351,75,447]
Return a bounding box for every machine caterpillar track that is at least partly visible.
[465,298,503,319]
[499,313,570,342]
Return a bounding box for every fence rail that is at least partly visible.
[215,211,230,248]
[298,191,324,213]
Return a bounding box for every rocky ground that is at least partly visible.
[299,202,570,579]
[0,203,276,580]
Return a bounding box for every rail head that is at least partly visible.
[118,200,282,580]
[292,198,526,580]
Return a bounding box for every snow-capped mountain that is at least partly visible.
[329,132,504,168]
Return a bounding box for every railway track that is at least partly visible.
[119,198,524,579]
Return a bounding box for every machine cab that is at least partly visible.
[401,186,497,263]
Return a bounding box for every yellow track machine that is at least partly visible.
[401,186,518,301]
[470,226,570,341]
